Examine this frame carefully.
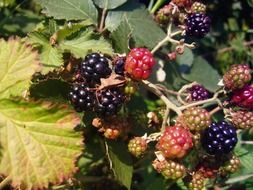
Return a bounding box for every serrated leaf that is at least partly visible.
[40,45,64,74]
[111,19,132,53]
[105,0,166,49]
[93,0,127,9]
[0,99,83,189]
[182,56,221,92]
[106,140,133,190]
[38,0,98,24]
[59,30,114,58]
[0,38,41,99]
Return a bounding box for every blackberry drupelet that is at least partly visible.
[186,13,211,38]
[202,121,238,155]
[80,53,112,83]
[95,88,125,116]
[114,57,126,76]
[69,83,95,112]
[187,84,211,101]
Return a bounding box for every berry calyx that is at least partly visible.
[95,88,126,116]
[124,48,156,80]
[153,159,186,180]
[202,121,238,155]
[186,13,211,38]
[156,126,193,159]
[229,110,253,129]
[191,2,206,13]
[79,53,112,84]
[128,137,148,157]
[223,64,251,90]
[231,85,253,110]
[69,83,95,112]
[187,84,211,102]
[178,107,211,132]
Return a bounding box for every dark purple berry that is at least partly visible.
[114,57,126,76]
[186,13,211,38]
[79,53,112,84]
[187,84,211,101]
[201,121,238,155]
[95,88,125,116]
[69,83,95,112]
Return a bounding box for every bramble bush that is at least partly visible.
[0,0,253,190]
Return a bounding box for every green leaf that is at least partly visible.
[38,0,98,24]
[40,45,63,74]
[0,38,41,99]
[182,56,221,92]
[106,140,133,190]
[105,0,166,49]
[93,0,127,9]
[0,99,83,189]
[110,19,132,53]
[59,30,114,58]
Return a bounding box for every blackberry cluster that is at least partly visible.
[186,13,211,38]
[95,88,125,116]
[202,121,238,155]
[69,83,95,112]
[79,53,112,83]
[187,84,210,101]
[114,57,126,76]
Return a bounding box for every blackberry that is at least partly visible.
[69,83,95,112]
[202,121,238,155]
[95,88,125,116]
[230,110,253,129]
[231,85,253,110]
[187,84,211,101]
[80,53,112,84]
[114,57,126,76]
[128,137,148,157]
[187,172,205,190]
[186,13,211,38]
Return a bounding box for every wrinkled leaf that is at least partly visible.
[93,0,127,9]
[0,38,41,98]
[59,30,114,58]
[0,99,83,189]
[38,0,98,24]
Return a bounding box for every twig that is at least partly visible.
[0,175,11,189]
[161,107,170,131]
[99,8,107,33]
[142,80,182,115]
[210,106,222,116]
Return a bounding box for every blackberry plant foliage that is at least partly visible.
[0,0,253,190]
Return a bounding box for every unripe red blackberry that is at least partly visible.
[172,0,192,8]
[186,13,211,38]
[128,137,147,157]
[231,85,253,110]
[153,159,186,180]
[229,110,253,129]
[156,126,193,159]
[186,172,205,190]
[220,155,240,175]
[125,48,156,80]
[191,2,206,13]
[223,64,251,90]
[178,107,211,132]
[187,84,211,102]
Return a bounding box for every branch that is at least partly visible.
[142,80,182,115]
[0,175,11,189]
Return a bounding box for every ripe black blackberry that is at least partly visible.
[114,57,126,76]
[186,13,211,38]
[69,83,95,112]
[187,84,211,101]
[95,88,125,116]
[202,121,238,155]
[80,53,112,84]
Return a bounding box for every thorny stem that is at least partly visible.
[0,175,11,189]
[142,80,182,115]
[99,8,107,33]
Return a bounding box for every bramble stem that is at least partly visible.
[99,8,107,33]
[0,175,11,189]
[161,107,170,131]
[142,80,182,115]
